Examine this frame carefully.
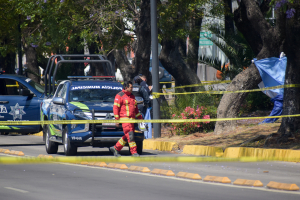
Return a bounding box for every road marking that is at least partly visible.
[60,162,300,195]
[5,187,28,193]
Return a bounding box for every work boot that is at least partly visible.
[132,153,140,157]
[109,146,121,157]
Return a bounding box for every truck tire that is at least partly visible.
[45,125,58,154]
[63,126,77,156]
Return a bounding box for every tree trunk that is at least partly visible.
[214,0,286,134]
[278,5,300,137]
[159,38,201,89]
[187,14,202,73]
[133,0,151,82]
[24,46,40,83]
[224,0,234,37]
[113,49,135,81]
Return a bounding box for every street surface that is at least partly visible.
[1,134,300,200]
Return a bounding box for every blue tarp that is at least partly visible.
[144,108,152,139]
[254,57,287,95]
[254,56,287,124]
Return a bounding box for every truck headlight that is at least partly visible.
[73,111,92,120]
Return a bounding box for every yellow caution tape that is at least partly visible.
[0,113,299,126]
[0,156,299,164]
[160,82,173,84]
[162,80,231,90]
[153,84,300,98]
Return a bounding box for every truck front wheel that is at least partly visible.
[45,125,58,154]
[63,126,77,156]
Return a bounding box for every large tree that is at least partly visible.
[214,0,299,135]
[158,0,206,89]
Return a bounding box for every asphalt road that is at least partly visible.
[1,134,300,199]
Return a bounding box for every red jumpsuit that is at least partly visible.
[113,89,143,154]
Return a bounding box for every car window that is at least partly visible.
[55,84,64,97]
[58,84,67,99]
[28,80,44,93]
[0,78,35,96]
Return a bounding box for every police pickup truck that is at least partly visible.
[41,55,144,156]
[0,70,44,135]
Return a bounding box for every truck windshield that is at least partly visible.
[69,89,120,102]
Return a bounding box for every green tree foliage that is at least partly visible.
[198,26,255,80]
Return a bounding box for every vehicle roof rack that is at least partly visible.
[43,54,115,97]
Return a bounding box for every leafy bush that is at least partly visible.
[170,105,217,135]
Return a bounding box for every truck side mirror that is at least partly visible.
[53,97,64,105]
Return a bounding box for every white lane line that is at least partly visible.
[60,162,300,195]
[5,187,28,193]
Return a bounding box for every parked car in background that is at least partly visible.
[149,58,172,89]
[0,72,44,135]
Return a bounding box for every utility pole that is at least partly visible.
[150,0,161,138]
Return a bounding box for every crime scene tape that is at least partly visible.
[0,156,299,165]
[0,113,300,126]
[162,80,231,90]
[153,84,300,98]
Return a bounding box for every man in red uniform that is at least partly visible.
[110,81,143,157]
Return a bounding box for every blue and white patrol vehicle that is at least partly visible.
[41,55,145,156]
[0,71,44,135]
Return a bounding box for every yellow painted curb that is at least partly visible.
[12,151,25,156]
[94,162,107,167]
[8,150,16,155]
[143,140,177,151]
[182,145,224,157]
[32,131,43,136]
[4,149,10,154]
[203,175,231,183]
[38,154,53,158]
[176,172,202,180]
[233,179,263,187]
[0,149,8,153]
[87,162,96,166]
[115,164,128,170]
[106,163,117,168]
[150,168,175,176]
[128,165,151,173]
[267,181,299,191]
[223,147,300,162]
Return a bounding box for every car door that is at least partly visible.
[0,78,41,133]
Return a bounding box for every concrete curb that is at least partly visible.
[223,147,300,162]
[32,132,300,162]
[182,145,224,157]
[143,139,177,151]
[143,140,300,162]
